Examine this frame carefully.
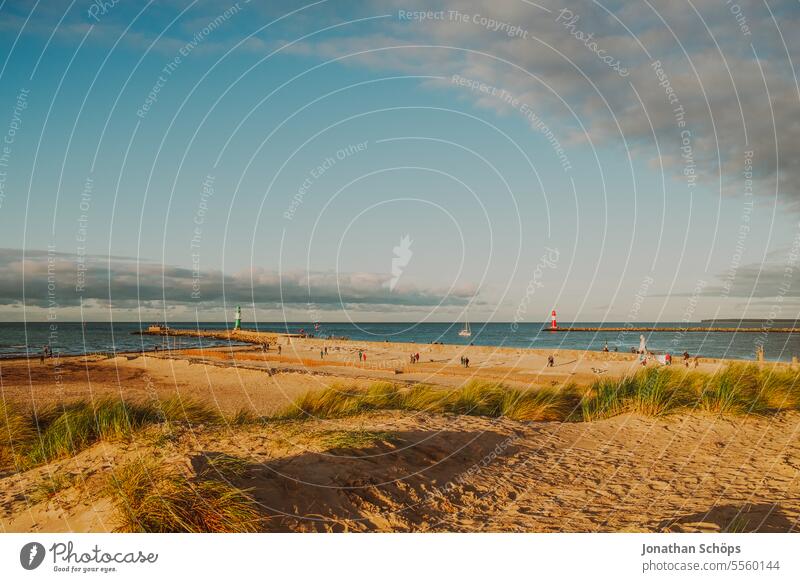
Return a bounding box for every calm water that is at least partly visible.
[1,321,797,362]
[0,322,247,358]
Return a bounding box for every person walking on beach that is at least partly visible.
[358,350,363,362]
[683,351,690,367]
[464,357,470,368]
[278,345,282,356]
[547,354,554,367]
[320,349,324,359]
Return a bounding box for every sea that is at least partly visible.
[0,321,798,362]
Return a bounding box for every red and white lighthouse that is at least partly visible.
[551,310,558,330]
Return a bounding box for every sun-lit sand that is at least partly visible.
[1,339,798,533]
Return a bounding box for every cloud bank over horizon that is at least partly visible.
[0,248,475,320]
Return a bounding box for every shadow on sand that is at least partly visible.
[659,502,798,533]
[192,429,517,532]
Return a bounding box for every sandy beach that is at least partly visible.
[0,335,735,414]
[1,340,798,533]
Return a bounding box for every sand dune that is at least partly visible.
[2,410,798,532]
[1,345,798,533]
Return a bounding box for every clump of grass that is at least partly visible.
[199,453,250,479]
[108,459,261,533]
[361,382,404,408]
[500,385,581,421]
[450,381,504,415]
[0,401,37,469]
[579,376,637,421]
[3,397,221,470]
[229,409,260,426]
[400,383,447,412]
[758,367,800,410]
[157,396,222,425]
[319,430,396,450]
[629,368,692,417]
[579,369,692,420]
[25,400,160,466]
[274,383,404,420]
[29,472,78,504]
[699,364,772,415]
[276,380,579,422]
[578,365,784,420]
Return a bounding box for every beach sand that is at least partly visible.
[0,336,730,414]
[1,340,798,533]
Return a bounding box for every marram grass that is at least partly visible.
[0,397,224,470]
[3,364,799,473]
[275,379,582,422]
[319,429,397,450]
[276,364,800,423]
[0,400,37,469]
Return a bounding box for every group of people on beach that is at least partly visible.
[39,344,53,363]
[636,348,699,368]
[260,343,281,355]
[409,352,421,364]
[460,355,470,368]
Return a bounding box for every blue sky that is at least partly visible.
[0,0,799,323]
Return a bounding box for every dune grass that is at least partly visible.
[275,379,582,422]
[0,400,37,468]
[580,369,694,420]
[319,429,397,451]
[4,363,799,474]
[29,472,78,504]
[107,458,261,533]
[577,364,799,421]
[277,364,800,423]
[0,397,224,471]
[199,453,250,479]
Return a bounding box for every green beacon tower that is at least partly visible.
[234,305,242,330]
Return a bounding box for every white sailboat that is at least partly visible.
[458,312,472,337]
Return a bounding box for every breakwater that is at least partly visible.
[135,328,296,344]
